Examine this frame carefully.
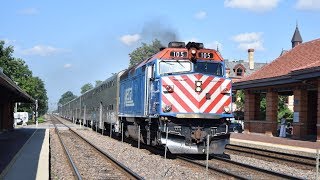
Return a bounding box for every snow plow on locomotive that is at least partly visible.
[60,41,233,155]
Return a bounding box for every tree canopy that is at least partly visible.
[58,91,77,105]
[0,40,48,115]
[128,39,163,67]
[95,80,103,87]
[81,83,93,94]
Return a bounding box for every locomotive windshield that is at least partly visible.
[194,61,223,76]
[159,60,192,75]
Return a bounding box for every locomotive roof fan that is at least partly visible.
[186,42,204,50]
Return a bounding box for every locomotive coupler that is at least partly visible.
[191,127,207,143]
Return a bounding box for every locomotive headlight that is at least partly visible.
[195,86,202,92]
[224,106,231,113]
[195,81,202,86]
[191,49,196,55]
[195,81,202,92]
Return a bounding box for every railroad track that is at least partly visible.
[226,144,316,170]
[177,155,303,180]
[51,115,143,180]
[57,116,308,179]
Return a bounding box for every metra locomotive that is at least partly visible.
[59,42,233,154]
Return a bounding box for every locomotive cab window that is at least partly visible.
[194,62,223,76]
[159,60,191,75]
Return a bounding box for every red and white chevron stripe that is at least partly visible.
[161,74,231,114]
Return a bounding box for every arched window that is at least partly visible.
[236,68,243,76]
[233,64,246,77]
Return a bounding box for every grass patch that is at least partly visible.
[27,116,45,124]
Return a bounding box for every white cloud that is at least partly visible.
[194,11,207,20]
[120,34,141,46]
[232,32,263,42]
[224,0,280,12]
[18,8,39,15]
[22,45,64,56]
[295,0,320,10]
[63,64,72,68]
[232,32,265,51]
[238,41,265,51]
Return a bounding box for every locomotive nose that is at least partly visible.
[161,74,232,114]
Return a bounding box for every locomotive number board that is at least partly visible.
[198,52,214,59]
[170,51,188,58]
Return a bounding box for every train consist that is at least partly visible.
[59,41,233,155]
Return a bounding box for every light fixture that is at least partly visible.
[224,106,231,113]
[195,86,202,92]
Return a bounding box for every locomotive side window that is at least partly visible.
[194,62,223,76]
[159,60,191,75]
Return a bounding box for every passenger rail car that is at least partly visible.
[60,41,233,155]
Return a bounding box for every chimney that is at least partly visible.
[248,48,254,70]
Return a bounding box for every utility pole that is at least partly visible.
[35,100,38,127]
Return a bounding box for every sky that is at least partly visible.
[1,0,320,111]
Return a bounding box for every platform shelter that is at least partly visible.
[233,38,320,141]
[0,68,34,131]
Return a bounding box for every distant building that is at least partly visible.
[225,49,268,81]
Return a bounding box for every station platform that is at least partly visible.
[0,127,49,180]
[230,132,320,157]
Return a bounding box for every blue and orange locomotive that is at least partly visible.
[60,41,233,154]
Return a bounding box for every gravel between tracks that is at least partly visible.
[229,154,316,179]
[50,129,75,180]
[74,128,222,179]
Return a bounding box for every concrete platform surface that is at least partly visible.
[0,128,49,180]
[230,132,320,156]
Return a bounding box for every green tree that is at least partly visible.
[58,91,77,105]
[81,83,93,94]
[95,80,103,87]
[234,90,245,111]
[0,40,48,115]
[129,39,163,67]
[18,76,48,115]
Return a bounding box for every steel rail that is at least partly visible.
[226,144,315,166]
[177,155,303,180]
[177,156,247,179]
[52,115,143,180]
[212,155,303,180]
[52,117,82,180]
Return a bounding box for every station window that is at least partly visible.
[236,68,243,76]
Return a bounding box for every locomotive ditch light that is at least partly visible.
[163,105,172,113]
[224,106,231,113]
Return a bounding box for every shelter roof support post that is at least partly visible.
[293,88,308,139]
[265,89,278,136]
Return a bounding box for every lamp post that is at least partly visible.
[35,100,38,127]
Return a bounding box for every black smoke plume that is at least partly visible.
[141,19,179,46]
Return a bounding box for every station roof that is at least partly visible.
[0,68,35,103]
[234,38,320,89]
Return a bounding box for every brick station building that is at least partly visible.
[233,32,320,140]
[0,68,34,131]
